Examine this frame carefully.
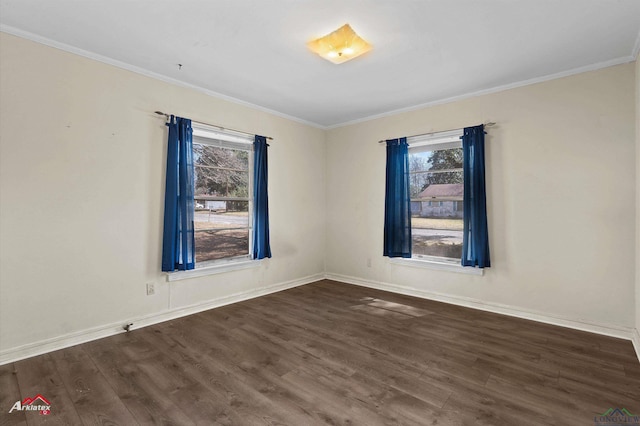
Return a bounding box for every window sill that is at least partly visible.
[388,257,484,275]
[166,258,262,282]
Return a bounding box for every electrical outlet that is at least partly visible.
[146,283,155,295]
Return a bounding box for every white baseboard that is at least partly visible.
[632,328,640,363]
[325,273,636,342]
[3,272,638,365]
[0,273,324,365]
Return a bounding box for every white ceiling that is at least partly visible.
[1,0,639,128]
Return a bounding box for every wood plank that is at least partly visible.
[349,303,415,320]
[13,354,82,425]
[83,335,196,425]
[363,298,432,317]
[49,346,139,425]
[484,374,600,425]
[117,336,245,425]
[0,363,27,426]
[138,322,328,425]
[443,385,561,426]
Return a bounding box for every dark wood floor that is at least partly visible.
[2,280,639,425]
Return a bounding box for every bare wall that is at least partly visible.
[1,30,637,358]
[326,63,636,329]
[636,53,640,335]
[0,33,326,353]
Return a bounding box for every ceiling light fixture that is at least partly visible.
[307,24,372,64]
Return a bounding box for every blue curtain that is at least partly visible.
[461,125,490,268]
[161,116,195,271]
[252,135,271,259]
[383,138,412,258]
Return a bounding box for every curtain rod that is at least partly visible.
[377,122,495,144]
[155,111,273,140]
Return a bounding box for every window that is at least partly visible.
[192,124,253,265]
[408,130,463,261]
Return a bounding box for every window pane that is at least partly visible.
[409,147,462,172]
[194,168,249,198]
[195,229,249,262]
[192,140,251,265]
[408,144,464,261]
[411,217,463,260]
[194,144,249,197]
[194,201,249,231]
[409,147,463,197]
[194,145,249,170]
[227,170,249,198]
[410,172,463,198]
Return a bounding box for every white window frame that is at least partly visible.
[396,129,483,275]
[167,123,261,281]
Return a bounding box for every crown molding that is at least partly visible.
[326,55,636,129]
[1,25,636,131]
[0,25,326,130]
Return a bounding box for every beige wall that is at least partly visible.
[0,33,326,353]
[636,53,640,335]
[326,63,636,329]
[1,31,637,358]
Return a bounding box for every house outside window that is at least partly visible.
[408,130,464,261]
[192,124,253,265]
